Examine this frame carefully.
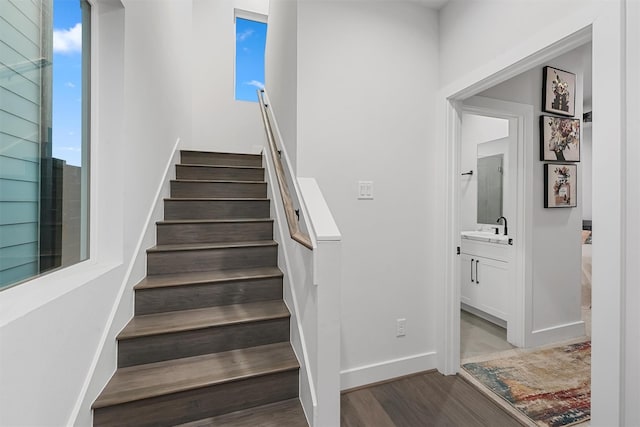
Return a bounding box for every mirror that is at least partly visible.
[477,153,503,224]
[460,112,509,229]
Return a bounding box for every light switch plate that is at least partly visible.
[396,318,406,337]
[358,181,374,199]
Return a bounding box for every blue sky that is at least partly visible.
[235,18,267,102]
[52,0,83,166]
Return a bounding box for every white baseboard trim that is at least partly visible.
[529,320,586,347]
[340,351,437,391]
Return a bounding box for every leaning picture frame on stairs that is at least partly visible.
[542,66,576,117]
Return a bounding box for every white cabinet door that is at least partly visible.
[475,257,509,320]
[460,254,479,306]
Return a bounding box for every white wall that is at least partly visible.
[122,0,192,255]
[0,1,192,425]
[623,2,640,424]
[459,114,509,232]
[265,0,299,171]
[590,2,627,424]
[293,1,440,388]
[191,0,269,154]
[439,0,587,89]
[478,44,589,340]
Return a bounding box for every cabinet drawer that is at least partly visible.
[460,239,509,262]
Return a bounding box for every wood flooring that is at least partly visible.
[341,371,525,427]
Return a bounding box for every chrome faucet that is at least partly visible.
[497,216,508,236]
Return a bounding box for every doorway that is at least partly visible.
[450,37,594,427]
[438,5,635,424]
[441,27,593,374]
[457,97,532,356]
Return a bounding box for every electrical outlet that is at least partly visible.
[396,318,406,337]
[358,181,374,200]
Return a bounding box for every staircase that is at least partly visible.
[93,151,307,427]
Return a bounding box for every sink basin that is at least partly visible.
[461,231,510,245]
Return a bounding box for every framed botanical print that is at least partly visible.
[544,163,577,208]
[540,115,581,162]
[542,66,576,117]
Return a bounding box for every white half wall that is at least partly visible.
[191,0,269,154]
[478,44,589,339]
[295,1,440,389]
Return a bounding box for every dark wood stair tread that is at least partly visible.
[147,240,277,253]
[164,197,269,203]
[180,150,261,157]
[171,179,266,184]
[180,151,262,167]
[135,267,283,290]
[157,218,273,225]
[176,398,307,427]
[118,300,289,339]
[164,198,269,202]
[177,164,263,170]
[93,342,298,409]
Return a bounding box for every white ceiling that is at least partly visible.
[378,0,451,10]
[413,0,450,9]
[344,0,451,10]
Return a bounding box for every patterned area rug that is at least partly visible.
[463,341,591,427]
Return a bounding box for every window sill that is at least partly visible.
[0,259,123,327]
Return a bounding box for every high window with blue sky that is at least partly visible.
[235,15,267,102]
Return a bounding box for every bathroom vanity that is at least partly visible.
[460,232,510,323]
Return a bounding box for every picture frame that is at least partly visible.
[540,115,580,162]
[542,66,576,117]
[544,163,577,208]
